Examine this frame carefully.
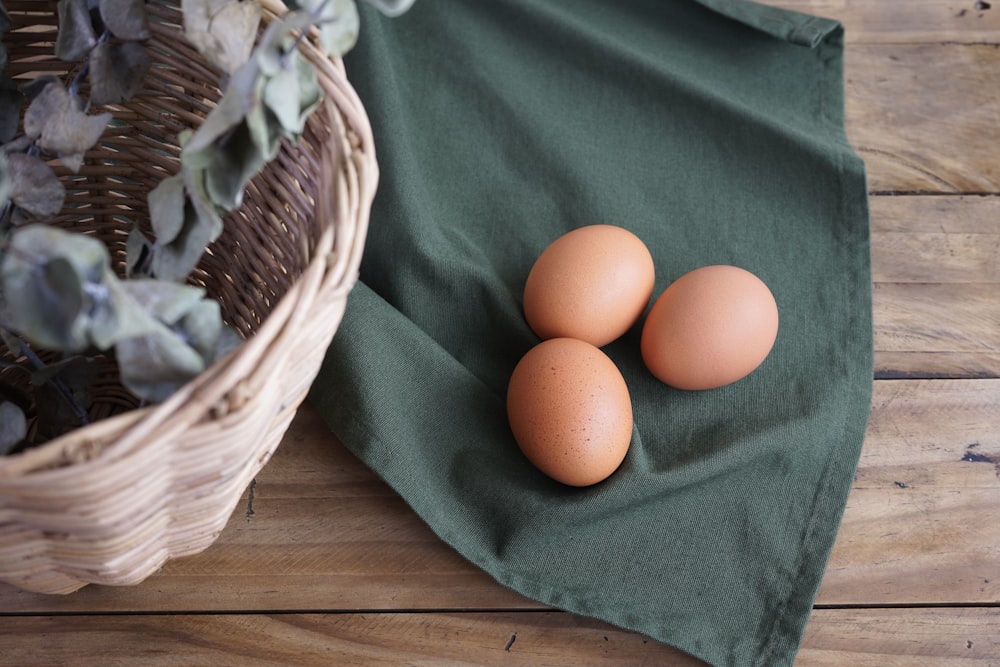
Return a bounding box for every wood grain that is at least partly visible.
[0,612,708,667]
[845,45,1000,193]
[869,195,1000,378]
[870,196,1000,284]
[819,379,1000,605]
[1,608,997,667]
[799,608,1000,666]
[766,0,1000,44]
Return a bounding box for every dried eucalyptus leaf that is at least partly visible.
[263,48,321,138]
[9,255,85,350]
[99,0,149,40]
[151,195,215,282]
[363,0,416,17]
[89,40,151,105]
[183,62,278,211]
[85,272,161,349]
[204,118,272,211]
[147,172,186,243]
[183,0,262,74]
[22,81,65,139]
[5,154,66,218]
[180,63,261,171]
[145,168,221,281]
[1,225,110,350]
[285,0,358,57]
[125,226,153,277]
[23,82,111,172]
[175,297,222,358]
[319,0,359,56]
[116,329,206,403]
[0,401,27,456]
[119,279,206,325]
[0,75,21,143]
[56,0,98,62]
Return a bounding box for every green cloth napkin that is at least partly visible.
[309,1,873,664]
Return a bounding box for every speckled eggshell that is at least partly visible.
[640,265,779,391]
[506,337,633,487]
[522,225,655,348]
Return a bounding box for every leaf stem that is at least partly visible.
[69,29,110,108]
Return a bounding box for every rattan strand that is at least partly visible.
[0,0,376,594]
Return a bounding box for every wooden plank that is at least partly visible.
[1,608,998,666]
[819,379,1000,605]
[873,282,1000,377]
[844,45,1000,194]
[869,195,1000,378]
[0,612,707,667]
[799,607,1000,666]
[870,195,1000,284]
[764,0,1000,44]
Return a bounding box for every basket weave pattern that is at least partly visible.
[0,0,376,594]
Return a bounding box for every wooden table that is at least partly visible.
[2,1,999,664]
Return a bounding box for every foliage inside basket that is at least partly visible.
[0,0,412,456]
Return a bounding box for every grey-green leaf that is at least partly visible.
[85,272,160,349]
[23,81,111,172]
[180,62,262,170]
[262,48,321,138]
[125,226,153,277]
[1,225,110,350]
[116,330,206,403]
[56,0,98,62]
[119,279,206,325]
[147,172,187,244]
[204,118,274,211]
[176,297,223,360]
[99,0,149,40]
[183,0,262,74]
[0,401,27,456]
[278,0,361,56]
[5,153,66,218]
[150,193,216,282]
[146,167,221,282]
[89,40,151,105]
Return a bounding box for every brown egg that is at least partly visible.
[506,338,633,487]
[523,225,655,348]
[640,265,779,390]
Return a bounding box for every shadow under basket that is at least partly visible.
[0,1,377,594]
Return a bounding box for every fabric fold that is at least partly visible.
[694,0,842,47]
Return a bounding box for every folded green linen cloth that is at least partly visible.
[309,1,873,664]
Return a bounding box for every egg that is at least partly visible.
[506,337,633,487]
[523,225,655,347]
[640,265,779,390]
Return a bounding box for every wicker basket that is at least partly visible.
[0,0,376,594]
